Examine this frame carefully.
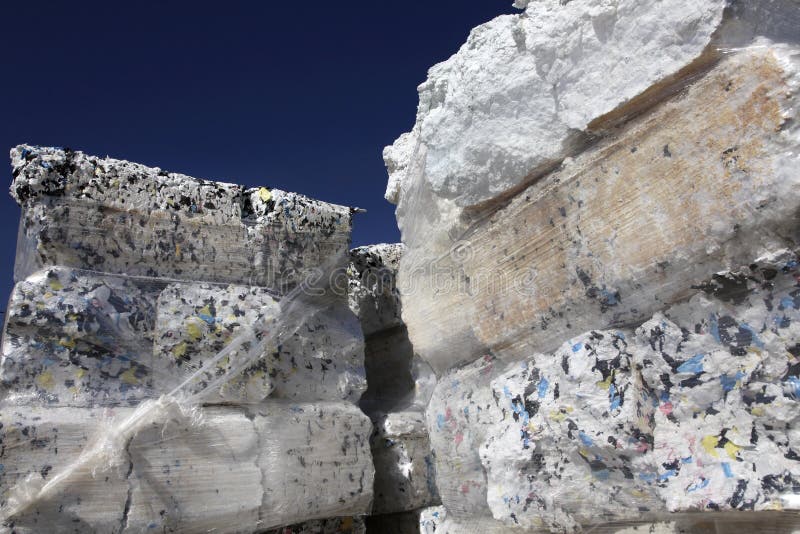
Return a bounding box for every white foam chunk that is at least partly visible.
[384,0,726,207]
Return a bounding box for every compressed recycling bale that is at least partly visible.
[2,145,371,533]
[0,267,161,407]
[350,244,433,416]
[0,403,374,533]
[348,244,404,337]
[383,1,800,530]
[370,411,439,515]
[0,270,367,408]
[0,406,132,533]
[414,510,800,534]
[124,407,263,533]
[426,252,800,531]
[253,402,374,530]
[393,40,800,375]
[10,145,353,292]
[481,334,660,531]
[154,283,366,404]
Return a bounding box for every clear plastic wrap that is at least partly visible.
[1,146,373,533]
[383,0,800,531]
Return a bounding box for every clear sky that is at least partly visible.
[0,1,516,305]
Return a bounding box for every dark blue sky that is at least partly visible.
[0,1,516,304]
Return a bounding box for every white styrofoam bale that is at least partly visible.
[348,244,405,337]
[154,282,366,404]
[371,411,439,514]
[384,0,728,207]
[432,255,800,530]
[9,145,353,291]
[0,267,161,408]
[0,406,131,533]
[123,406,263,533]
[393,39,800,376]
[253,402,374,530]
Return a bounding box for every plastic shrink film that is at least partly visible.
[383,0,800,532]
[348,245,440,521]
[0,146,373,533]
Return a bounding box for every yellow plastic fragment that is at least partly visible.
[120,367,139,385]
[766,499,784,511]
[724,441,742,460]
[701,435,720,457]
[172,341,188,359]
[36,370,55,390]
[597,371,614,390]
[258,187,272,202]
[186,320,203,341]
